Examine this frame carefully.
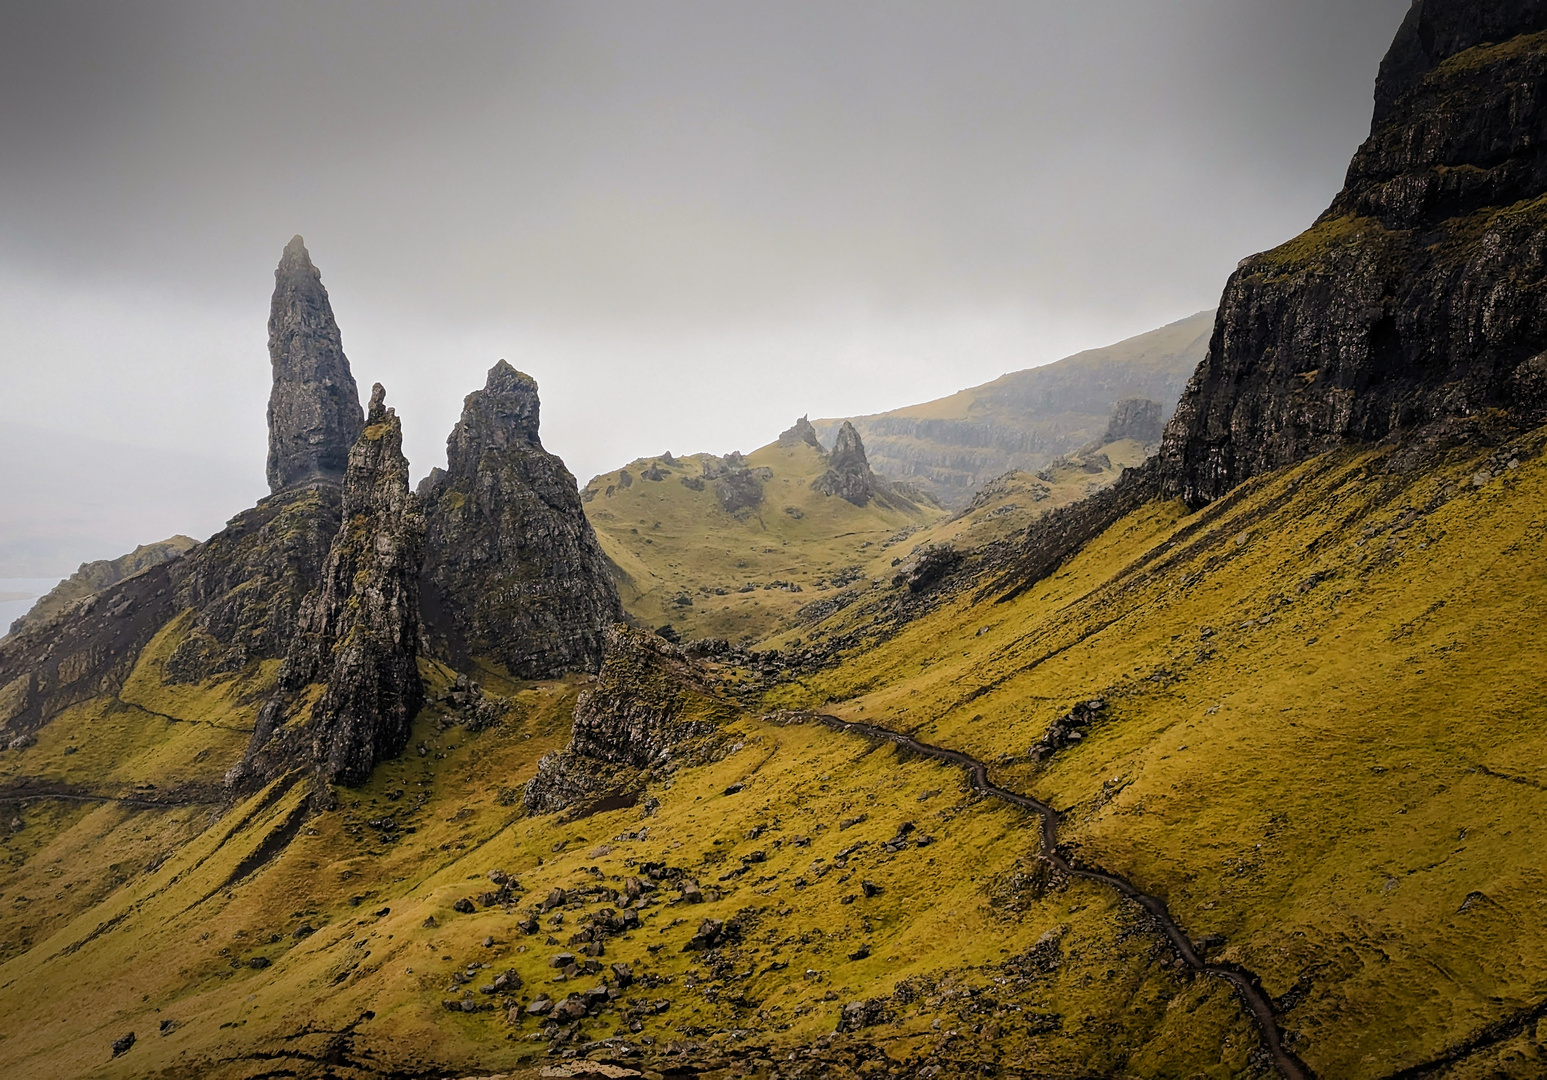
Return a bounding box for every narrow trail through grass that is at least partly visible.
[811,712,1312,1080]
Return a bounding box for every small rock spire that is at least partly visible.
[811,421,878,506]
[265,235,365,493]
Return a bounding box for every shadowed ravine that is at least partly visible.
[810,712,1311,1080]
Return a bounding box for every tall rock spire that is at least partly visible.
[419,361,622,679]
[265,235,365,493]
[238,383,425,790]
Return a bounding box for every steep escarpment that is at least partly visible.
[239,385,425,789]
[266,235,365,493]
[419,362,621,679]
[1160,1,1547,506]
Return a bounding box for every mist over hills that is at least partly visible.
[2,3,1547,1079]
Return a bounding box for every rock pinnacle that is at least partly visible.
[265,235,365,493]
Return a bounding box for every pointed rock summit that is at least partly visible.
[778,415,824,450]
[241,383,424,788]
[266,236,364,493]
[811,421,879,506]
[420,361,622,679]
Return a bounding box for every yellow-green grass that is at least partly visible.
[587,436,1145,646]
[0,631,1263,1078]
[766,421,1547,1077]
[584,441,944,642]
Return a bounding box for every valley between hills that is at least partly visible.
[3,3,1547,1080]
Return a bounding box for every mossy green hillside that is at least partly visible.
[584,440,943,642]
[0,640,1270,1079]
[586,437,1144,645]
[768,420,1547,1078]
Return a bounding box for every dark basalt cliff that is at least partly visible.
[1159,0,1547,507]
[266,236,365,493]
[419,361,622,679]
[7,536,195,638]
[240,385,424,788]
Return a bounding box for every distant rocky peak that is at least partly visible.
[446,361,542,465]
[811,421,878,506]
[265,235,364,493]
[778,415,824,451]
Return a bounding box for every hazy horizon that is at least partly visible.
[1,0,1412,575]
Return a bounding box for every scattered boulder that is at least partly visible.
[111,1032,136,1057]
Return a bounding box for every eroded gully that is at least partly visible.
[810,713,1311,1080]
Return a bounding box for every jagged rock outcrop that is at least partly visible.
[266,236,364,493]
[524,626,732,815]
[1105,398,1164,445]
[1160,1,1547,507]
[419,362,621,679]
[239,385,424,788]
[812,422,880,506]
[778,415,824,450]
[7,536,195,638]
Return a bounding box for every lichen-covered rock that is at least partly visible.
[811,422,878,506]
[523,626,733,815]
[419,361,621,678]
[165,486,343,680]
[240,385,424,788]
[1159,2,1547,507]
[265,236,364,493]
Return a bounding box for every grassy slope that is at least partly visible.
[586,438,1146,645]
[2,422,1542,1077]
[0,630,1261,1079]
[769,421,1547,1078]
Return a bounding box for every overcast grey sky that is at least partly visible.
[0,0,1411,572]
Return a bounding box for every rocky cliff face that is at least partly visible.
[1160,1,1547,507]
[240,385,424,788]
[266,236,364,493]
[1104,398,1164,445]
[419,362,621,679]
[164,487,343,682]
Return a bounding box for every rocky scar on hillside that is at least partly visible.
[524,626,737,816]
[237,385,425,789]
[419,361,622,678]
[266,235,365,493]
[1159,0,1547,507]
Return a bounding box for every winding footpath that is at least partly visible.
[811,713,1312,1080]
